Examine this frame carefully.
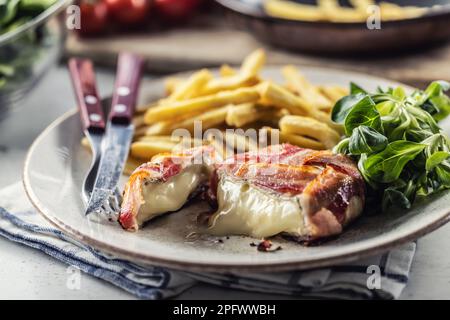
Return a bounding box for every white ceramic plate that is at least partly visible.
[23,67,450,272]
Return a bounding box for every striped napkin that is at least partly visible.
[0,182,415,299]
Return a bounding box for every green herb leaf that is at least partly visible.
[344,95,381,135]
[382,188,412,211]
[426,151,450,172]
[363,141,426,183]
[348,125,388,155]
[331,93,366,124]
[332,137,350,155]
[376,100,396,116]
[436,163,450,187]
[350,82,367,95]
[392,86,406,100]
[429,95,450,121]
[425,80,450,98]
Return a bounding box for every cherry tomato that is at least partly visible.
[78,1,109,36]
[103,0,151,25]
[154,0,201,21]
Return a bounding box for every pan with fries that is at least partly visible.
[23,49,450,271]
[215,0,450,54]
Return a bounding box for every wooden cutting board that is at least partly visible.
[65,16,450,89]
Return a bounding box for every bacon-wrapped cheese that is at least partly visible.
[119,144,365,241]
[119,146,215,231]
[208,144,365,241]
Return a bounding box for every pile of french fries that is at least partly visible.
[82,49,348,175]
[265,0,428,23]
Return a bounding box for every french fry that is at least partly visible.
[318,0,366,22]
[226,103,257,127]
[225,103,285,128]
[220,64,237,77]
[282,65,332,110]
[199,49,265,96]
[135,121,175,136]
[131,140,179,160]
[264,0,325,21]
[224,130,259,153]
[139,135,206,149]
[318,85,349,104]
[132,114,146,128]
[167,69,212,102]
[262,127,325,150]
[379,2,427,21]
[240,49,266,76]
[176,105,229,133]
[258,81,314,116]
[279,115,341,149]
[164,77,183,95]
[265,0,426,22]
[349,0,374,13]
[313,109,344,134]
[138,135,182,142]
[144,86,260,123]
[201,75,259,96]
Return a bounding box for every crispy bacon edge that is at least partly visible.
[118,146,215,231]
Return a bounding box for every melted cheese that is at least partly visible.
[136,165,205,226]
[208,176,308,238]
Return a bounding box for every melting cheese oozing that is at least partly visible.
[208,176,308,238]
[136,165,206,226]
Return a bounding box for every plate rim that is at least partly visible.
[23,66,450,272]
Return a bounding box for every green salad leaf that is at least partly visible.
[331,93,366,124]
[426,151,450,172]
[363,141,426,183]
[332,80,450,211]
[348,125,387,155]
[350,82,367,95]
[344,95,382,135]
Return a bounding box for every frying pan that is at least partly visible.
[215,0,450,54]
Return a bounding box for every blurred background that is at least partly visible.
[1,0,450,112]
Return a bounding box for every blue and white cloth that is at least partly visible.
[0,182,415,299]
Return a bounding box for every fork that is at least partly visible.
[68,58,108,205]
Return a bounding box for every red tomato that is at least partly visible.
[154,0,201,21]
[103,0,151,25]
[78,1,109,36]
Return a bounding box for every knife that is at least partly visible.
[68,58,106,204]
[85,52,144,216]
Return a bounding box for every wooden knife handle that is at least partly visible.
[68,58,105,132]
[109,52,144,125]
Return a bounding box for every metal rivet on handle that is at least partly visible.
[117,86,130,96]
[89,113,102,122]
[85,95,98,104]
[114,104,127,113]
